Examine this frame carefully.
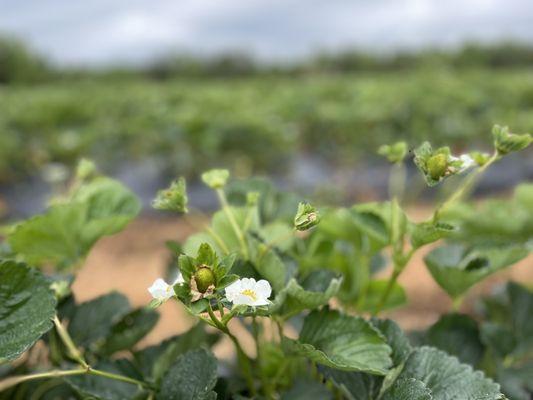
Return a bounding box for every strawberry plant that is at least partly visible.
[0,126,531,399]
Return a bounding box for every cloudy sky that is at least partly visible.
[1,0,533,66]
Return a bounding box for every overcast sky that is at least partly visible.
[1,0,533,66]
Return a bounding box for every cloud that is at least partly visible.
[0,0,532,66]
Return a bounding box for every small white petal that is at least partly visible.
[172,271,184,285]
[458,154,475,172]
[148,278,175,301]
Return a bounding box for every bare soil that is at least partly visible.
[71,214,533,357]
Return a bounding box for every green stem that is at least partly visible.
[87,368,148,387]
[452,295,464,312]
[216,189,249,258]
[207,303,256,396]
[206,226,230,254]
[433,152,499,222]
[53,316,88,369]
[0,369,87,392]
[0,367,149,393]
[373,267,401,316]
[252,317,272,398]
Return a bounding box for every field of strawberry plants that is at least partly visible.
[0,125,531,399]
[1,68,533,184]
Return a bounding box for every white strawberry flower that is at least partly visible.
[225,278,272,307]
[148,272,184,301]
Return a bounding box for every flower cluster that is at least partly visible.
[149,274,271,307]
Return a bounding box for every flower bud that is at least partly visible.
[469,151,491,167]
[194,266,216,293]
[493,125,531,155]
[246,191,260,206]
[152,177,188,212]
[427,153,448,180]
[294,202,320,231]
[76,158,97,181]
[378,141,408,164]
[201,169,230,189]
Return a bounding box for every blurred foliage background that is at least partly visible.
[0,36,532,203]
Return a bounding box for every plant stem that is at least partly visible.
[206,303,256,396]
[206,225,231,254]
[0,367,149,393]
[53,315,88,369]
[252,317,273,398]
[216,188,249,258]
[373,267,401,316]
[0,316,152,394]
[433,152,499,222]
[0,369,87,392]
[87,368,148,387]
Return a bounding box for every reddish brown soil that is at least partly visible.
[71,213,533,357]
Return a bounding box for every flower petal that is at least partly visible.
[254,279,272,299]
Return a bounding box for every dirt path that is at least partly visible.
[71,215,533,356]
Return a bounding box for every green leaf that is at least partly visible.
[410,221,455,248]
[370,319,412,367]
[358,280,407,313]
[480,282,533,360]
[381,378,432,400]
[100,308,159,355]
[320,368,383,400]
[68,292,130,350]
[67,361,143,400]
[159,348,218,400]
[134,324,218,384]
[507,282,533,357]
[425,243,529,298]
[0,260,57,362]
[260,221,295,252]
[396,346,504,400]
[269,270,342,317]
[281,379,333,400]
[250,239,288,292]
[496,362,533,400]
[426,313,484,366]
[8,177,140,269]
[285,308,392,374]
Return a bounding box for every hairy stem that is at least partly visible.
[373,267,401,316]
[53,315,88,369]
[0,367,149,393]
[207,303,256,396]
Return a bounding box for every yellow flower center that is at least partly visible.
[241,289,257,301]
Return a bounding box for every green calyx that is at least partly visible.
[492,125,531,155]
[294,202,321,231]
[194,266,216,293]
[152,177,188,212]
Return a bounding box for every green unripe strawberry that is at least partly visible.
[194,266,216,293]
[427,153,448,180]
